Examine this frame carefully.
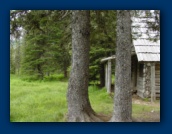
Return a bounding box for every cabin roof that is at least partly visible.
[132,17,160,62]
[101,16,160,63]
[133,39,160,62]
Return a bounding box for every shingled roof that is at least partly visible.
[132,16,160,62]
[133,39,160,62]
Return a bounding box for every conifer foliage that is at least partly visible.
[10,10,71,78]
[10,10,117,80]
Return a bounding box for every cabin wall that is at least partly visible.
[136,62,160,98]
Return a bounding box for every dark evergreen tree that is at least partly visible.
[89,10,117,85]
[10,10,71,79]
[10,39,15,74]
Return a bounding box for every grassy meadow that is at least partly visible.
[10,74,160,122]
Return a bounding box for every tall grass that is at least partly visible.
[89,86,113,115]
[10,74,160,122]
[10,74,68,122]
[10,74,113,122]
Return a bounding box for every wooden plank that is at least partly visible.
[156,94,160,98]
[155,72,160,75]
[155,79,160,82]
[155,70,160,73]
[156,90,160,93]
[155,64,160,70]
[155,87,160,91]
[101,55,116,63]
[155,81,160,84]
[155,73,160,75]
[155,74,160,76]
[155,77,160,80]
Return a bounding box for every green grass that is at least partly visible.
[89,86,114,115]
[10,74,67,122]
[10,74,160,122]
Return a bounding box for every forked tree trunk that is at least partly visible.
[67,10,103,122]
[110,10,132,122]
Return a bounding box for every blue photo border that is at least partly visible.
[0,0,171,134]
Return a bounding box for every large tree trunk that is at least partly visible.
[67,10,103,122]
[110,10,132,122]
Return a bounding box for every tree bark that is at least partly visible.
[67,10,103,122]
[110,10,132,122]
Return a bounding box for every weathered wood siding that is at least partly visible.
[136,62,160,98]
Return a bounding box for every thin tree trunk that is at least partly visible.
[110,10,132,122]
[64,69,67,78]
[63,62,68,78]
[37,64,44,80]
[67,10,103,122]
[100,64,105,87]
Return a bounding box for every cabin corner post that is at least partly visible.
[105,63,108,89]
[107,60,112,93]
[151,63,156,102]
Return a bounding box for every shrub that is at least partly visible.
[43,74,67,82]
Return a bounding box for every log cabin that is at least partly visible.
[100,39,160,100]
[131,39,160,99]
[131,16,160,99]
[100,16,160,100]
